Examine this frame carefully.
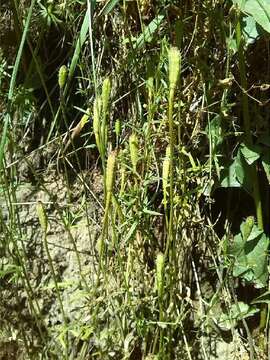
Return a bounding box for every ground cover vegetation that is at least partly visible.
[1,0,270,358]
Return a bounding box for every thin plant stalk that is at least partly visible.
[235,19,263,231]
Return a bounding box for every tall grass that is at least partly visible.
[0,0,270,359]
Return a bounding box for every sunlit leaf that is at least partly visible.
[240,143,262,165]
[229,220,269,288]
[235,0,270,34]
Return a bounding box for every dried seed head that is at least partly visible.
[162,146,171,206]
[106,150,117,195]
[168,47,181,90]
[58,65,68,89]
[156,253,165,298]
[36,201,48,233]
[102,77,111,116]
[129,133,139,172]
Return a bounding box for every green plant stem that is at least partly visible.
[165,89,175,259]
[42,229,69,357]
[236,15,265,342]
[235,19,263,231]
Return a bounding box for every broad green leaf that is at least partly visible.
[243,15,260,44]
[236,0,270,34]
[218,301,259,330]
[220,159,241,187]
[235,150,253,194]
[229,220,269,288]
[240,143,262,165]
[240,216,254,241]
[220,147,255,192]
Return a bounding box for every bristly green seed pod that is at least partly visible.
[162,146,171,206]
[102,77,111,116]
[106,150,117,195]
[58,65,68,90]
[115,119,121,137]
[168,47,181,91]
[36,201,48,233]
[129,133,139,172]
[79,108,90,129]
[156,253,165,298]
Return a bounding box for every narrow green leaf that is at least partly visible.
[124,220,139,243]
[68,12,90,84]
[0,0,36,171]
[135,15,164,50]
[101,0,120,15]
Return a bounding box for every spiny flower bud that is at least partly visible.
[129,133,139,172]
[79,108,90,129]
[102,77,111,116]
[106,150,117,195]
[168,47,181,91]
[115,119,121,137]
[58,65,68,89]
[72,109,90,139]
